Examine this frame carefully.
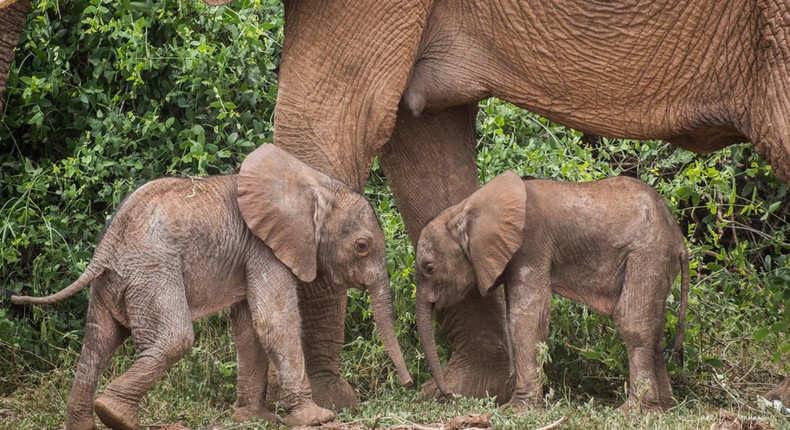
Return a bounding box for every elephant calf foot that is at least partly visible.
[93,392,139,430]
[64,415,97,430]
[231,405,281,424]
[283,401,335,427]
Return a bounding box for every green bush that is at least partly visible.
[1,0,787,414]
[1,0,281,383]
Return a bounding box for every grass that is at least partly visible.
[1,100,787,429]
[1,323,788,430]
[2,372,788,429]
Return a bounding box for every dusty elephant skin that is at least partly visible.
[10,145,412,430]
[415,172,690,412]
[3,0,789,407]
[267,0,790,407]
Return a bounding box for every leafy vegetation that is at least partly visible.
[1,0,788,428]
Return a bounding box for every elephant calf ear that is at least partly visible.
[237,145,330,283]
[451,171,526,296]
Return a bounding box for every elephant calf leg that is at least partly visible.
[247,279,334,427]
[654,348,676,409]
[296,278,357,410]
[500,273,552,411]
[257,272,356,411]
[615,312,668,411]
[230,303,279,424]
[66,300,127,430]
[616,344,665,412]
[95,290,195,430]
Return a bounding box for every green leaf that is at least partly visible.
[771,322,788,333]
[760,200,782,220]
[582,350,602,360]
[754,327,770,342]
[703,357,724,368]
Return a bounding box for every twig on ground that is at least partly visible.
[390,415,443,430]
[533,416,568,430]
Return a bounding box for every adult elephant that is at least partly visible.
[2,0,788,408]
[261,0,790,408]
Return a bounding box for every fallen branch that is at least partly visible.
[534,416,568,430]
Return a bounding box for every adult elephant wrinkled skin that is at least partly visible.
[2,0,788,407]
[264,0,790,408]
[266,0,790,408]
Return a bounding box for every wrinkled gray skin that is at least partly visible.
[11,145,412,430]
[269,0,789,407]
[415,172,689,412]
[4,0,789,406]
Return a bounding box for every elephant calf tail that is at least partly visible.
[664,248,690,366]
[10,264,104,306]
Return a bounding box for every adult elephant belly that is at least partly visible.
[403,0,763,162]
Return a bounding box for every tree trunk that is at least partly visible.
[0,0,30,115]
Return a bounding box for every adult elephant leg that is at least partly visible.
[272,0,432,409]
[380,104,512,403]
[0,0,30,114]
[751,3,790,402]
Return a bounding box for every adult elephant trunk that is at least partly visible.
[415,294,450,398]
[368,278,413,387]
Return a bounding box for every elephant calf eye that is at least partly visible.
[424,262,435,275]
[354,239,370,255]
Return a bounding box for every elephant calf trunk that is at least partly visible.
[416,298,451,398]
[369,282,413,387]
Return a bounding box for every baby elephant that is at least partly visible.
[11,145,412,429]
[415,171,688,412]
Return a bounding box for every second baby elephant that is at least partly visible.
[415,171,688,411]
[11,144,412,429]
